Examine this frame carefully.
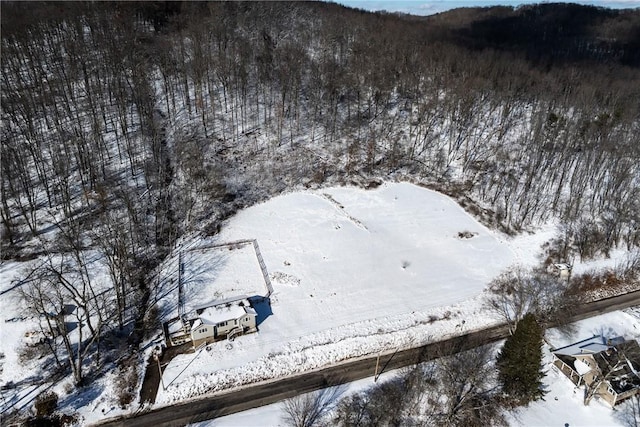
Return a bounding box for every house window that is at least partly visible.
[234,319,238,325]
[219,321,227,327]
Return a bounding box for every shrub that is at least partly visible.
[34,391,58,418]
[115,358,138,408]
[18,343,45,365]
[457,230,476,239]
[566,268,632,301]
[25,413,78,427]
[143,305,161,339]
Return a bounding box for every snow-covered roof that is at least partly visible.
[552,335,610,356]
[574,359,592,376]
[168,320,184,334]
[192,295,250,312]
[196,299,256,326]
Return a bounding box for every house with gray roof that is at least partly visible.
[551,335,640,406]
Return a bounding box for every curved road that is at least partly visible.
[97,290,640,427]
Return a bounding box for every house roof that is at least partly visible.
[554,336,640,395]
[593,340,640,394]
[192,294,251,312]
[552,335,610,356]
[193,298,257,327]
[199,305,246,325]
[574,358,592,376]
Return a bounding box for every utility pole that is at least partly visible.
[154,348,165,391]
[374,347,400,382]
[178,252,185,318]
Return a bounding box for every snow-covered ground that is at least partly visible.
[155,182,519,402]
[167,240,270,313]
[153,182,635,404]
[191,308,640,427]
[1,181,636,424]
[0,261,50,418]
[0,254,130,424]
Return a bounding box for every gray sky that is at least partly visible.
[333,0,640,16]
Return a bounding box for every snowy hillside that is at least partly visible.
[2,2,639,425]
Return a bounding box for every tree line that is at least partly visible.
[2,2,638,251]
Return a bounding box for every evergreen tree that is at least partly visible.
[496,312,546,405]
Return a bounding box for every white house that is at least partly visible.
[188,296,258,348]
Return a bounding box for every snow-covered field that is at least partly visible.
[176,240,270,312]
[190,308,640,427]
[1,181,636,425]
[155,182,519,402]
[154,182,635,404]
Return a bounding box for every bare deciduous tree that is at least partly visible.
[428,344,506,427]
[485,266,569,333]
[333,343,505,427]
[332,371,426,427]
[616,394,640,427]
[583,340,640,406]
[18,254,106,385]
[282,386,345,427]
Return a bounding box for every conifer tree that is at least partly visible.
[496,312,546,405]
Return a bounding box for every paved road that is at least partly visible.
[97,290,640,427]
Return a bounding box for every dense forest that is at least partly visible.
[1,0,639,411]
